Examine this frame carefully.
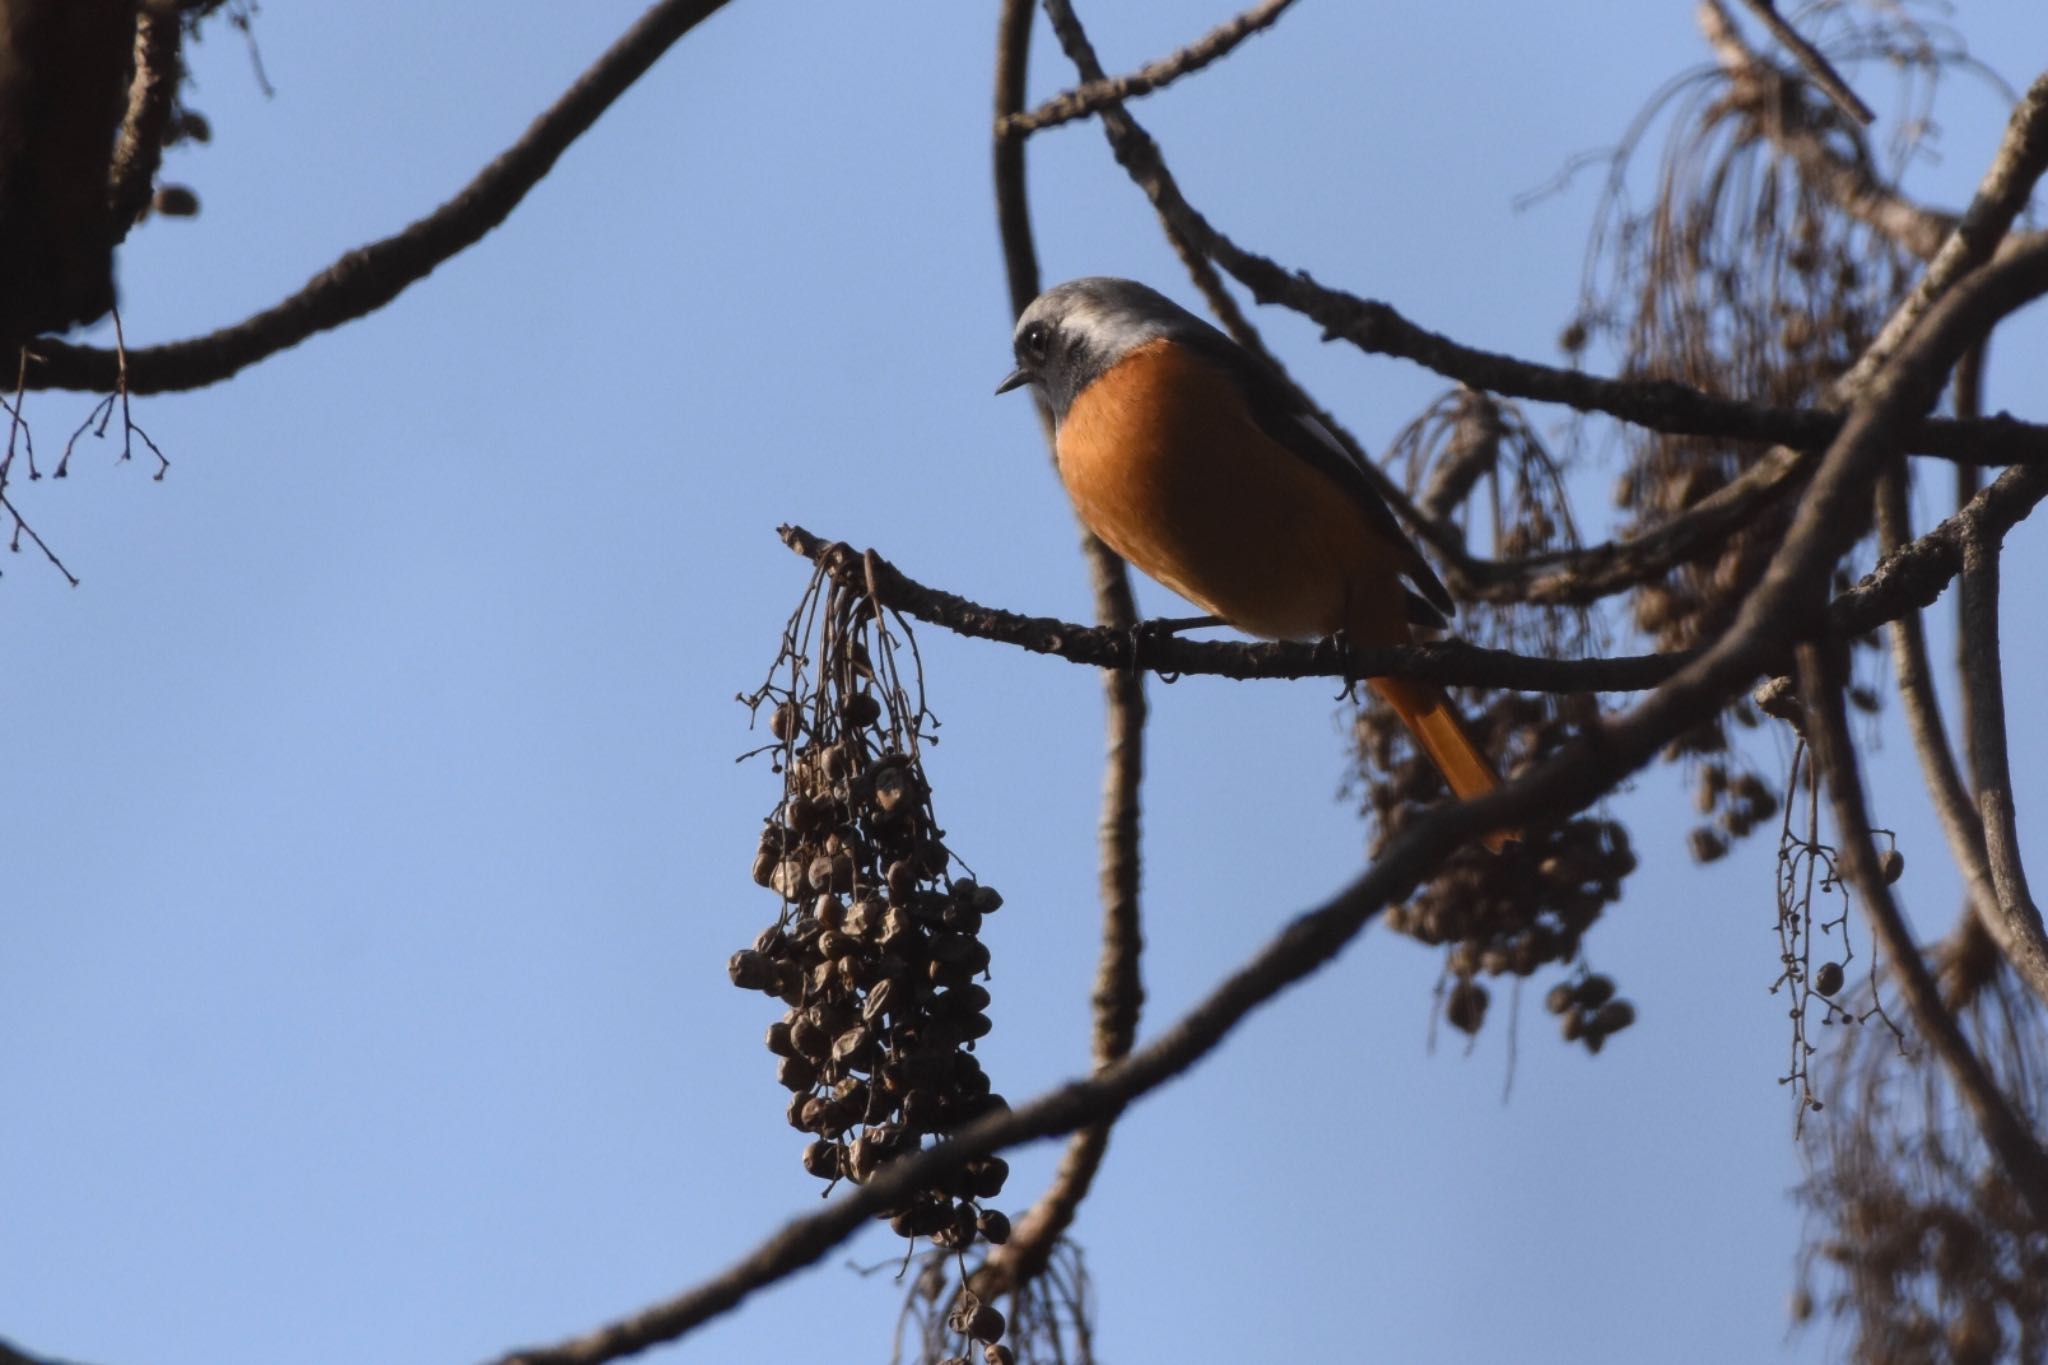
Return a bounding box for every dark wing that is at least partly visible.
[1178,323,1455,621]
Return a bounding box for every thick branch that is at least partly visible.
[27,0,737,393]
[998,0,1295,137]
[1845,70,2048,396]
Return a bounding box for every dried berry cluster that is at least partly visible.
[1361,691,1638,1044]
[1685,757,1781,864]
[733,558,1015,1328]
[1542,972,1637,1054]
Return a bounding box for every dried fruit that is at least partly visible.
[735,552,1017,1270]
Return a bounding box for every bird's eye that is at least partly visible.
[1019,320,1050,362]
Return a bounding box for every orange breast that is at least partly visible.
[1055,338,1412,646]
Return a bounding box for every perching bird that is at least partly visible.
[997,276,1513,850]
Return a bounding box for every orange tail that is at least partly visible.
[1369,675,1517,854]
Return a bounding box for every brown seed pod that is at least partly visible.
[1445,979,1488,1035]
[947,1297,1006,1344]
[801,1139,841,1181]
[1814,962,1845,997]
[966,1156,1009,1200]
[1879,848,1905,885]
[1562,1004,1587,1043]
[1576,974,1616,1009]
[728,950,777,993]
[776,1055,818,1093]
[1592,999,1636,1035]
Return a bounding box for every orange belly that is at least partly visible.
[1055,337,1411,646]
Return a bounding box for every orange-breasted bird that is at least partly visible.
[997,276,1513,850]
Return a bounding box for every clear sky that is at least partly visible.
[5,4,2045,1363]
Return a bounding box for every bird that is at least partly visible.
[996,276,1514,851]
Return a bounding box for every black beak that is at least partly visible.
[994,367,1031,395]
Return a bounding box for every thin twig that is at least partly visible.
[999,0,1296,137]
[27,0,738,394]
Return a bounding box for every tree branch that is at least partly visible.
[981,0,1147,1296]
[1873,462,2004,947]
[1956,526,2048,1000]
[26,0,737,394]
[997,0,1296,137]
[107,5,182,245]
[781,523,1683,692]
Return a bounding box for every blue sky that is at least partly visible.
[5,3,2045,1363]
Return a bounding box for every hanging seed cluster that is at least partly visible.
[1362,692,1637,1045]
[733,550,1014,1271]
[1569,51,1915,766]
[1372,387,1639,1046]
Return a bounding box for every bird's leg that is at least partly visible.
[1126,614,1224,680]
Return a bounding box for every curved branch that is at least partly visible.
[27,0,737,394]
[1957,527,2048,999]
[998,0,1296,138]
[1874,463,2004,943]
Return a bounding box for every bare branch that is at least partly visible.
[999,0,1296,137]
[1957,527,2048,999]
[780,524,1683,693]
[1844,69,2048,395]
[107,6,182,244]
[985,0,1147,1295]
[1874,464,2003,943]
[26,0,737,394]
[1796,641,2048,1220]
[1728,0,1875,126]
